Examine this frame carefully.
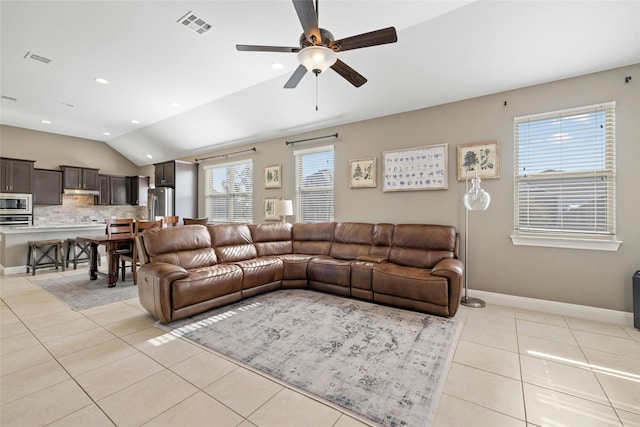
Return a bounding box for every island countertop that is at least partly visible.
[0,222,106,234]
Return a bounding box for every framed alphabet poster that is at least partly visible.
[383,143,448,191]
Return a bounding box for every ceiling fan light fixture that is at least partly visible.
[297,46,337,74]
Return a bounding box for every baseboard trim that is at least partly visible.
[467,289,634,327]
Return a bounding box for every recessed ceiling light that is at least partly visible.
[41,119,51,124]
[102,131,111,136]
[95,78,110,85]
[131,119,140,124]
[171,102,181,108]
[272,63,283,70]
[146,154,153,159]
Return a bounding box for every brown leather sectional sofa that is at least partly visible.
[136,222,464,323]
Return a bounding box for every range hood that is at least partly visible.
[63,188,100,196]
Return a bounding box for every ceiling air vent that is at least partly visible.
[177,11,213,35]
[24,51,53,65]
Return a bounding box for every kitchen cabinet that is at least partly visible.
[128,175,149,206]
[60,166,99,191]
[99,175,128,205]
[0,158,34,193]
[34,169,62,205]
[154,161,176,187]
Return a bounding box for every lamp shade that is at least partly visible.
[463,176,491,211]
[297,46,337,74]
[277,199,294,216]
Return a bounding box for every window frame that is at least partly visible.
[203,158,253,224]
[294,144,335,223]
[511,102,621,251]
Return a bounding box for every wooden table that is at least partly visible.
[77,234,133,287]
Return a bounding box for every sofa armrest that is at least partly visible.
[137,262,189,323]
[431,258,464,316]
[357,255,388,263]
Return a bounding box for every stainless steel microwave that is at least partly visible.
[0,193,32,215]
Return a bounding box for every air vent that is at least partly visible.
[1,95,18,102]
[24,51,53,65]
[177,11,213,35]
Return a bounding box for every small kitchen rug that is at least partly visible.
[157,289,463,427]
[33,274,138,310]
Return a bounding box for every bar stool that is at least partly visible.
[26,240,65,275]
[65,238,100,269]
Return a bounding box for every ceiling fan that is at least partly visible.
[236,0,397,89]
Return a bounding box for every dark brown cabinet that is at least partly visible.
[0,158,34,193]
[99,175,128,205]
[60,166,99,191]
[128,175,149,206]
[154,161,176,187]
[34,169,62,205]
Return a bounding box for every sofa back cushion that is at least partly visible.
[369,223,394,258]
[292,222,335,255]
[249,223,293,256]
[330,222,373,260]
[142,225,217,269]
[209,224,257,262]
[389,224,457,268]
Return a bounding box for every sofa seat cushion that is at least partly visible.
[279,254,314,280]
[172,264,243,310]
[234,256,283,290]
[372,263,449,307]
[307,256,352,288]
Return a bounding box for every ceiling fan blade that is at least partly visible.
[293,0,321,44]
[329,27,397,52]
[330,59,367,88]
[284,64,308,88]
[236,44,300,53]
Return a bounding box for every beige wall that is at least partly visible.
[182,64,639,313]
[1,65,637,313]
[0,126,140,176]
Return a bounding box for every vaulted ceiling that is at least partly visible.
[2,1,639,166]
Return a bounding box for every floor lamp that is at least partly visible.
[461,173,490,308]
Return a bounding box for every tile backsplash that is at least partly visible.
[33,194,147,225]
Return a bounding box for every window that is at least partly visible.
[512,101,620,250]
[203,159,253,223]
[294,145,334,222]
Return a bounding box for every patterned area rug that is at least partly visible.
[160,289,462,426]
[33,274,138,310]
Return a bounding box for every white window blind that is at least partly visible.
[513,102,616,242]
[294,145,334,222]
[203,159,253,223]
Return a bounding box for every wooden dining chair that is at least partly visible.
[183,217,208,225]
[155,215,179,227]
[119,219,163,284]
[105,218,134,281]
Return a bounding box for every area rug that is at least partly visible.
[159,289,463,427]
[33,274,138,310]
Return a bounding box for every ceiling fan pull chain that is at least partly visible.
[315,73,319,111]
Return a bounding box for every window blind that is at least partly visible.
[294,145,334,223]
[203,159,253,223]
[513,102,616,238]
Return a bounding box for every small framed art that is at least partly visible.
[264,197,280,220]
[264,164,282,188]
[457,140,500,180]
[349,157,377,188]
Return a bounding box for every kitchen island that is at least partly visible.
[0,223,107,275]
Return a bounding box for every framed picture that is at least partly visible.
[382,143,448,191]
[349,157,377,188]
[457,140,500,180]
[264,197,280,220]
[264,164,282,188]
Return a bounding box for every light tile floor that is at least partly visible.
[1,268,639,426]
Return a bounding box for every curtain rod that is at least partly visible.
[285,133,338,146]
[195,147,256,162]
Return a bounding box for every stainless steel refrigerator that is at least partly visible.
[147,187,174,219]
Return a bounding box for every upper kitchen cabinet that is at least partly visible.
[128,175,149,206]
[0,157,34,193]
[154,161,176,187]
[34,169,62,205]
[99,174,128,205]
[60,166,100,191]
